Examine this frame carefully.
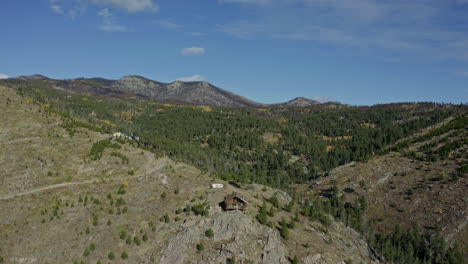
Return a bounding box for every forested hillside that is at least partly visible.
[2,79,466,188]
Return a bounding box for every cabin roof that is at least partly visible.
[224,192,247,204]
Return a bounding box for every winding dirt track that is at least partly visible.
[0,157,168,201]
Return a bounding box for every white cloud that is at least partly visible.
[89,0,159,13]
[181,47,206,56]
[157,20,183,29]
[98,8,128,32]
[176,75,207,82]
[51,4,64,14]
[50,0,158,21]
[0,74,9,79]
[455,70,468,77]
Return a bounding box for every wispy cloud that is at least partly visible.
[455,70,468,77]
[50,4,64,14]
[189,32,207,36]
[177,74,207,82]
[0,74,9,79]
[50,0,158,21]
[218,0,468,61]
[98,8,128,32]
[157,20,183,29]
[181,47,206,56]
[89,0,159,13]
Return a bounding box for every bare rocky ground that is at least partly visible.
[0,85,377,263]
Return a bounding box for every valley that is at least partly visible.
[0,77,466,264]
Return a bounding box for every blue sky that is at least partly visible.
[1,0,467,105]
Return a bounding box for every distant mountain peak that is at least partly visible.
[119,75,150,81]
[10,74,327,108]
[281,97,319,107]
[17,74,48,81]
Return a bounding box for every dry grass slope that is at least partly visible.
[0,85,377,263]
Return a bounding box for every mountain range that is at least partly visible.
[14,74,321,107]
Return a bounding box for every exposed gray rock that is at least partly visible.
[160,211,288,264]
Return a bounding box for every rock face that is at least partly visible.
[111,76,267,107]
[160,211,288,264]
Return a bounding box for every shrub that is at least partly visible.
[192,203,209,216]
[205,228,214,238]
[269,196,280,208]
[268,206,275,217]
[292,256,299,264]
[117,186,126,195]
[89,140,112,160]
[107,220,112,225]
[120,230,127,239]
[116,197,125,206]
[319,214,331,228]
[143,233,148,241]
[83,248,90,257]
[257,202,268,225]
[108,252,115,260]
[134,236,141,246]
[164,214,170,223]
[126,237,132,245]
[90,243,96,251]
[196,243,205,251]
[279,220,289,240]
[121,252,128,259]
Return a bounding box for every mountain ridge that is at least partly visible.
[13,74,322,108]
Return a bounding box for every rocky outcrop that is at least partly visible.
[112,76,266,107]
[160,211,288,264]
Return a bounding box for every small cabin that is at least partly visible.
[211,183,224,189]
[224,192,247,211]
